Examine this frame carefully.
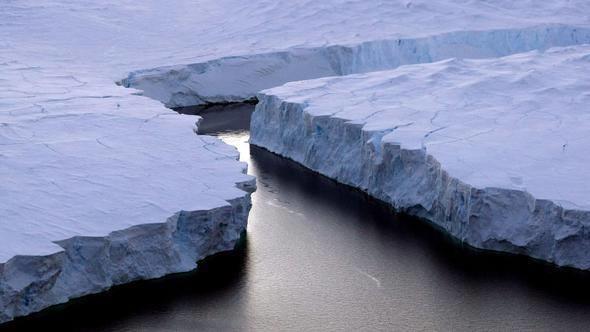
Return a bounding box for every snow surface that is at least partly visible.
[0,0,261,323]
[0,61,256,322]
[0,95,255,323]
[119,1,590,107]
[251,45,590,270]
[0,90,253,262]
[2,0,590,322]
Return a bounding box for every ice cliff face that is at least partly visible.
[111,0,590,108]
[0,52,255,323]
[3,0,590,323]
[0,87,255,323]
[250,46,590,270]
[123,25,590,107]
[0,198,252,324]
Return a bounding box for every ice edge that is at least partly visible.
[250,93,590,271]
[122,24,590,107]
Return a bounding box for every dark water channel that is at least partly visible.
[4,103,590,331]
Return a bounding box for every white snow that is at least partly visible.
[0,60,256,322]
[6,1,587,107]
[2,0,590,323]
[0,93,255,323]
[0,0,260,323]
[118,1,590,107]
[251,45,590,269]
[0,86,253,261]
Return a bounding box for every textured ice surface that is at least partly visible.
[251,46,590,270]
[0,70,256,323]
[2,0,590,323]
[5,0,590,108]
[117,1,590,107]
[0,0,257,323]
[0,96,256,323]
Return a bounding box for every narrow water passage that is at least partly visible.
[5,103,590,331]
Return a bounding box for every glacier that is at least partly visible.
[250,46,590,270]
[3,0,590,324]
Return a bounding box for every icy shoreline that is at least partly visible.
[0,196,252,323]
[123,24,590,108]
[3,0,590,323]
[0,97,256,323]
[250,46,590,270]
[0,77,256,323]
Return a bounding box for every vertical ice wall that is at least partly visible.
[123,25,590,107]
[249,47,590,270]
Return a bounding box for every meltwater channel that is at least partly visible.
[4,103,590,331]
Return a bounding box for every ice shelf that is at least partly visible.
[0,0,259,323]
[2,0,590,323]
[0,73,255,323]
[251,46,590,270]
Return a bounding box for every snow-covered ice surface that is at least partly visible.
[0,94,255,324]
[0,0,259,323]
[0,93,255,323]
[251,45,590,270]
[119,1,590,107]
[2,0,590,323]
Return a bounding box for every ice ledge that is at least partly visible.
[0,90,256,323]
[250,46,590,270]
[0,194,253,323]
[122,24,590,108]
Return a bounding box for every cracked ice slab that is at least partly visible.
[4,1,590,106]
[0,1,260,322]
[0,96,253,264]
[0,80,255,322]
[251,45,590,270]
[1,0,590,322]
[116,1,590,107]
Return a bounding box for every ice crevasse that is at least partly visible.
[121,0,590,269]
[3,0,590,324]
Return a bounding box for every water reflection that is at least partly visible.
[4,103,590,331]
[1,242,249,332]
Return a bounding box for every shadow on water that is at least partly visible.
[249,143,590,304]
[1,240,249,332]
[179,101,256,134]
[4,102,590,331]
